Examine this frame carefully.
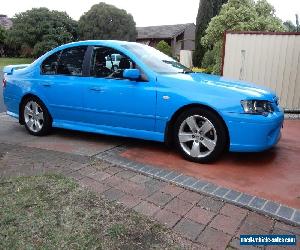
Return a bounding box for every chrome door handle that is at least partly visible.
[41,83,52,87]
[89,87,103,92]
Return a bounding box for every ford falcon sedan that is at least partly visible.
[2,41,284,163]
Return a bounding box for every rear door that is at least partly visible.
[38,46,88,122]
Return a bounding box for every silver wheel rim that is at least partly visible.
[178,115,217,158]
[24,101,44,133]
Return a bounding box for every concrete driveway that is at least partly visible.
[0,114,126,157]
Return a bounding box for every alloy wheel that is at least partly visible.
[178,115,217,158]
[24,101,44,133]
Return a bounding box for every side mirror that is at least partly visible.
[123,69,141,80]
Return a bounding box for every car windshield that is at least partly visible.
[122,43,193,74]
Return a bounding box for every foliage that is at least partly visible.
[283,20,297,32]
[0,26,6,44]
[78,2,136,41]
[201,0,285,74]
[155,40,172,56]
[192,67,211,73]
[193,0,228,67]
[5,8,78,57]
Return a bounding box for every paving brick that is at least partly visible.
[130,174,152,184]
[164,171,181,181]
[237,221,270,235]
[277,206,294,219]
[128,185,156,199]
[202,183,218,193]
[237,193,253,205]
[173,174,189,184]
[104,166,122,174]
[67,161,85,171]
[182,177,198,187]
[214,187,230,198]
[229,237,262,250]
[116,179,140,194]
[177,190,204,204]
[220,203,248,221]
[102,175,123,187]
[224,190,241,201]
[263,201,280,214]
[292,210,300,224]
[209,214,242,234]
[134,201,160,217]
[244,212,274,232]
[103,188,125,201]
[144,178,167,191]
[147,191,173,207]
[192,180,209,191]
[78,177,110,194]
[185,206,216,225]
[274,221,300,235]
[87,171,111,182]
[65,170,84,180]
[165,197,194,216]
[115,170,137,179]
[197,227,232,249]
[118,194,141,209]
[78,166,97,176]
[198,197,224,213]
[154,209,181,228]
[249,197,267,209]
[161,184,185,196]
[174,218,205,241]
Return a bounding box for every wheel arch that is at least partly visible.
[164,103,230,149]
[19,93,52,125]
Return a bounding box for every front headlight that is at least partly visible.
[241,100,274,115]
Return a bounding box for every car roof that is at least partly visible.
[55,40,137,50]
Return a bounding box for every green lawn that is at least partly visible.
[0,58,34,68]
[0,174,185,249]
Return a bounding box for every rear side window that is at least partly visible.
[41,51,61,75]
[57,46,87,76]
[41,46,87,76]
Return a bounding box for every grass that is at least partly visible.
[0,174,186,249]
[0,58,34,68]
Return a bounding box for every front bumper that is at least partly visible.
[224,111,284,152]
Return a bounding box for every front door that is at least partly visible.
[83,46,156,131]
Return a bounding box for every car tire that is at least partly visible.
[22,96,52,136]
[173,107,227,163]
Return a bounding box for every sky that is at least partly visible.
[1,0,299,26]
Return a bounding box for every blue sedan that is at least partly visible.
[2,41,284,163]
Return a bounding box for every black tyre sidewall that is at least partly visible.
[22,97,52,136]
[173,108,227,163]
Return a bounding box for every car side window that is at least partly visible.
[90,47,135,79]
[57,46,87,76]
[41,51,61,75]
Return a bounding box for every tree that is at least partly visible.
[201,0,284,74]
[155,40,172,56]
[193,0,228,67]
[78,2,136,41]
[0,26,6,56]
[6,8,78,57]
[283,20,297,32]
